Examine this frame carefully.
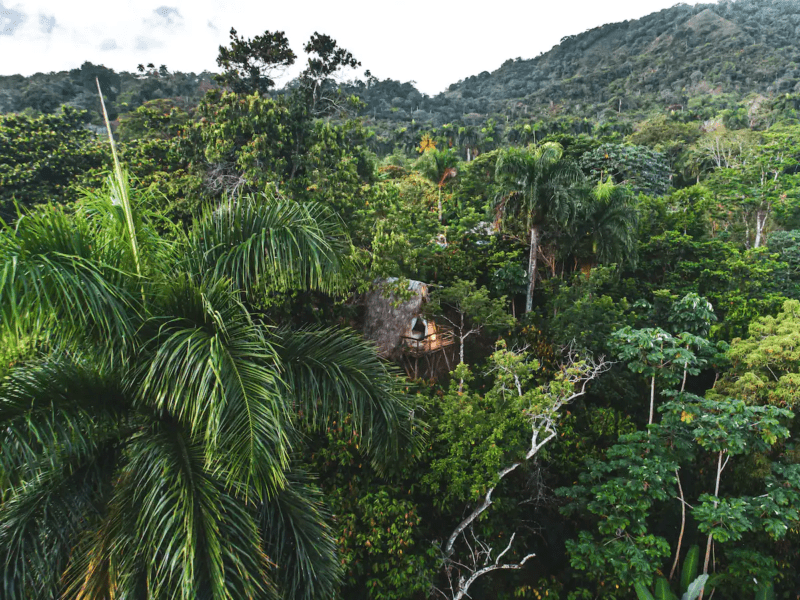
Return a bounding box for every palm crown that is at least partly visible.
[0,158,416,599]
[495,142,584,312]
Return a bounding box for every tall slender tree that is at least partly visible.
[417,147,459,222]
[495,142,584,312]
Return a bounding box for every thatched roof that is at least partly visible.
[363,278,429,359]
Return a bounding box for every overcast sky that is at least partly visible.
[2,0,717,96]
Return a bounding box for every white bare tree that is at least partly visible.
[433,348,611,600]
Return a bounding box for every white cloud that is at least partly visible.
[0,2,26,36]
[146,6,184,31]
[38,14,55,35]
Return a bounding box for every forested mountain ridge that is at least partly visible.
[4,0,800,131]
[347,0,800,127]
[0,63,215,123]
[443,0,800,113]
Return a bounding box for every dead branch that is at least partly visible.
[436,348,611,599]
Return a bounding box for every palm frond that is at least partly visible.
[186,194,353,298]
[259,469,340,600]
[0,356,131,496]
[276,326,422,471]
[139,274,289,497]
[495,142,584,229]
[0,208,138,350]
[75,169,176,281]
[115,419,274,600]
[0,436,120,600]
[96,77,142,278]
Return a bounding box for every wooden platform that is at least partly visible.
[400,325,456,379]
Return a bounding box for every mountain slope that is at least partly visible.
[4,0,800,135]
[441,0,800,113]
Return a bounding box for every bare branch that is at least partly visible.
[443,461,522,556]
[494,532,517,565]
[437,347,610,599]
[453,548,536,600]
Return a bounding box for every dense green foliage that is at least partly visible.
[3,4,800,599]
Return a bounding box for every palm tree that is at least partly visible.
[495,142,584,313]
[417,147,459,222]
[0,146,415,597]
[565,177,639,271]
[456,125,479,162]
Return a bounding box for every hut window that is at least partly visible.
[410,317,427,340]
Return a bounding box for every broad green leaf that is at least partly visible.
[680,545,700,592]
[635,581,656,600]
[682,574,708,600]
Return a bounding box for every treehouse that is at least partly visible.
[363,278,455,379]
[401,317,454,357]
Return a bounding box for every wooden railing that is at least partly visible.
[401,327,455,357]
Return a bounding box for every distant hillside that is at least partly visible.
[0,62,216,125]
[4,0,800,137]
[343,0,800,129]
[438,0,800,115]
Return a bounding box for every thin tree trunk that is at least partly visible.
[754,208,769,248]
[649,374,656,425]
[438,186,443,222]
[669,468,687,581]
[525,225,540,313]
[459,313,466,365]
[458,314,465,392]
[700,450,726,600]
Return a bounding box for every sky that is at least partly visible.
[1,0,718,96]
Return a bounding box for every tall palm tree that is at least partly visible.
[456,125,479,162]
[495,142,584,313]
[417,147,459,222]
[0,161,415,597]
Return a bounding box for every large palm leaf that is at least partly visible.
[276,326,422,470]
[186,193,354,299]
[583,178,638,266]
[138,274,290,496]
[0,208,138,351]
[259,469,339,600]
[0,161,413,599]
[0,357,132,599]
[494,142,582,232]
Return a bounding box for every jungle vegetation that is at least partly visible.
[2,2,800,599]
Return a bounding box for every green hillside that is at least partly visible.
[6,0,800,131]
[438,0,800,117]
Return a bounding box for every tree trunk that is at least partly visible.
[459,313,465,365]
[525,226,540,313]
[458,314,465,392]
[669,468,687,581]
[438,186,443,223]
[754,208,769,248]
[649,374,656,426]
[700,450,726,600]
